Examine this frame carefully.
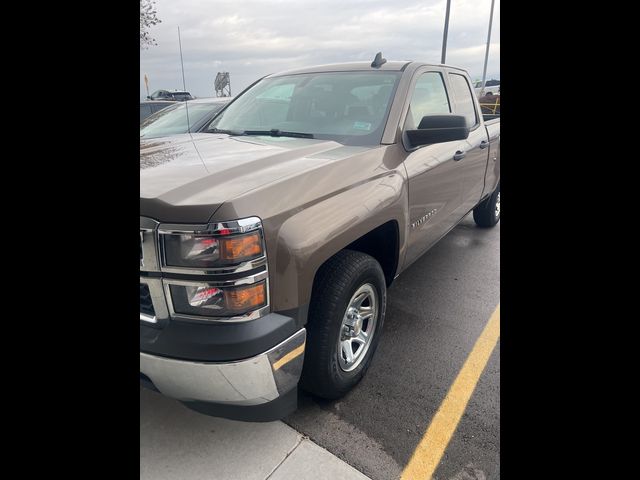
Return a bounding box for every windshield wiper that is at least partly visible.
[242,129,315,139]
[208,127,245,136]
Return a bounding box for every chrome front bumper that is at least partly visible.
[140,329,306,405]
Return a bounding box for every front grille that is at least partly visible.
[140,283,155,317]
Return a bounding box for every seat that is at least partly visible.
[344,105,373,119]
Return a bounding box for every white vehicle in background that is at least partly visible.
[474,79,500,96]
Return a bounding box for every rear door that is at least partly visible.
[401,69,469,267]
[446,71,490,212]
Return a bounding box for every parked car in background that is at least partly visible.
[474,79,500,96]
[147,89,195,101]
[170,91,195,101]
[140,100,175,123]
[140,97,232,139]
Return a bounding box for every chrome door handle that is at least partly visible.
[453,151,466,161]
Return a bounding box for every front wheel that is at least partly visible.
[473,184,500,227]
[300,250,386,400]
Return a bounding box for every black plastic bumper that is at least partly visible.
[181,387,299,422]
[140,306,306,362]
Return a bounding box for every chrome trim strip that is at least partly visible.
[140,216,161,230]
[140,313,158,324]
[169,305,271,324]
[165,270,268,288]
[159,256,268,276]
[140,329,306,405]
[140,276,170,323]
[157,216,262,235]
[140,217,160,273]
[157,223,207,234]
[267,329,307,395]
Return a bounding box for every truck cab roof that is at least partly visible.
[269,61,468,77]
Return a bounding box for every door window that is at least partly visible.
[448,74,478,128]
[404,72,451,130]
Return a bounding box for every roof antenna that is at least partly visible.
[371,52,387,68]
[178,26,191,134]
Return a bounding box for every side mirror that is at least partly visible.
[406,115,469,148]
[146,96,152,100]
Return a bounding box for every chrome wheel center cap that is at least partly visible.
[353,317,362,336]
[345,307,362,336]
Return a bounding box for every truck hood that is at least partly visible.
[140,133,371,223]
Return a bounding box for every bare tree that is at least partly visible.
[140,0,161,49]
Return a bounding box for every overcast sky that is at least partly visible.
[140,0,499,99]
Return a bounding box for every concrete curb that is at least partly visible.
[140,388,371,480]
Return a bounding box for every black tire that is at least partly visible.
[473,184,500,228]
[300,250,387,400]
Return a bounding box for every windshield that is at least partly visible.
[206,71,401,146]
[140,102,224,139]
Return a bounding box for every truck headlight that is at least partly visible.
[168,281,267,317]
[158,217,268,320]
[161,218,264,269]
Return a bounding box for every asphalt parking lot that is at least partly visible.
[286,213,500,479]
[140,212,500,479]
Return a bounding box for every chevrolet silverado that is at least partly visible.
[140,54,500,421]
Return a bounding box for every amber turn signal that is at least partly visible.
[224,282,267,312]
[220,232,263,262]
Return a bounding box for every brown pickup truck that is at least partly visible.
[140,55,500,421]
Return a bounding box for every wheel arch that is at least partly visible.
[270,175,406,315]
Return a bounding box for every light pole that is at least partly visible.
[479,0,496,96]
[441,0,452,64]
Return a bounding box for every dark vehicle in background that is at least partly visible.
[140,100,175,123]
[147,89,195,101]
[140,97,232,139]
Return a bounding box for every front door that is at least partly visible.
[402,70,469,268]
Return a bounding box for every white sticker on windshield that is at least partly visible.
[353,121,372,131]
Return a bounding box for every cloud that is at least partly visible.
[140,0,500,99]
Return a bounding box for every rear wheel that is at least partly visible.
[300,250,386,400]
[473,184,500,227]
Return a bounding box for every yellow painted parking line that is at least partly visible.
[400,305,500,480]
[272,344,305,371]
